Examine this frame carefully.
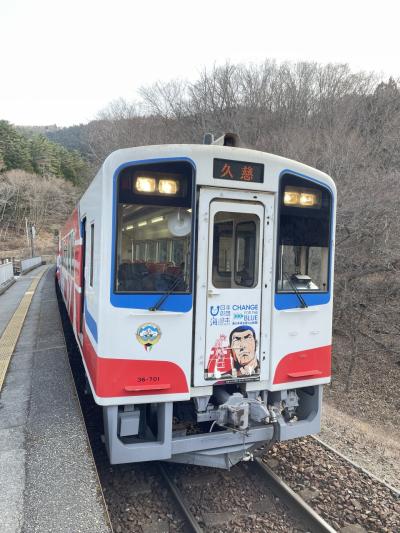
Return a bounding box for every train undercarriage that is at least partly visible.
[103,385,322,468]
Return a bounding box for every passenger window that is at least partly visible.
[67,234,72,273]
[71,231,75,274]
[212,212,259,289]
[90,224,94,287]
[158,240,168,262]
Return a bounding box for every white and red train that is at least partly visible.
[58,135,336,468]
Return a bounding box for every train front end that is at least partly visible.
[90,142,335,468]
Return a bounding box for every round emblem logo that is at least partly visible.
[136,323,161,351]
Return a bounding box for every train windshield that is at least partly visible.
[277,174,332,293]
[115,161,193,294]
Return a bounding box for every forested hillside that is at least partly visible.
[43,60,400,432]
[0,120,88,183]
[0,120,88,255]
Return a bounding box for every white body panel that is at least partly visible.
[64,144,335,405]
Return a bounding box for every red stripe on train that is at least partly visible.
[273,345,331,384]
[82,326,189,397]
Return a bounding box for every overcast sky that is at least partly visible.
[1,0,399,127]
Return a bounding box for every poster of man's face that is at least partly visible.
[230,326,258,376]
[206,326,259,379]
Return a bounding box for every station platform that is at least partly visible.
[0,266,112,533]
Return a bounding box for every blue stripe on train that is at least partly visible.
[275,292,330,310]
[85,300,98,342]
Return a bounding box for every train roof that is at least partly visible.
[98,144,336,194]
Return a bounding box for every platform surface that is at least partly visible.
[0,267,111,533]
[0,272,36,337]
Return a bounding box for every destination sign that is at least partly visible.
[213,158,264,183]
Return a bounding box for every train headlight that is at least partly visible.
[135,177,156,193]
[158,179,179,195]
[300,192,317,207]
[284,186,321,208]
[284,190,300,205]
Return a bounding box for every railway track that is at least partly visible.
[158,458,336,533]
[160,458,336,533]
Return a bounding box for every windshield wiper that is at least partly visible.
[149,277,182,311]
[283,272,308,308]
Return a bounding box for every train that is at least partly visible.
[57,134,336,469]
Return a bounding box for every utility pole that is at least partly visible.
[29,223,35,258]
[25,218,30,246]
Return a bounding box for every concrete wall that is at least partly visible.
[21,257,42,273]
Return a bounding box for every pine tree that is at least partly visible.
[0,120,32,171]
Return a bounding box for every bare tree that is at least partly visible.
[0,170,78,247]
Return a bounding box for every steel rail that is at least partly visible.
[252,457,337,533]
[157,463,204,533]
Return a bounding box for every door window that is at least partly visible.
[235,221,257,287]
[212,212,259,289]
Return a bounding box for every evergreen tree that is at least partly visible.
[0,121,88,184]
[30,134,58,176]
[0,120,32,171]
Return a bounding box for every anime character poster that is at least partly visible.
[205,304,260,380]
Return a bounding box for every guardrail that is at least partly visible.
[20,256,42,274]
[0,262,14,287]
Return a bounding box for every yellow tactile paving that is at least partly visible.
[0,266,48,391]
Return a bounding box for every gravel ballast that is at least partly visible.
[320,402,400,491]
[265,436,400,533]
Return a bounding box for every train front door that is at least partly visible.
[194,189,274,386]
